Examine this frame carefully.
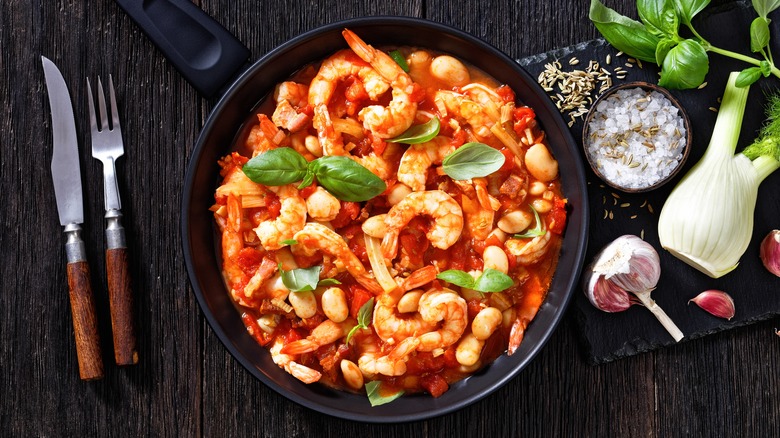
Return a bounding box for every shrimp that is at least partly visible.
[254,185,307,251]
[416,288,468,352]
[505,231,552,265]
[308,49,391,107]
[381,190,464,259]
[281,319,354,355]
[460,193,495,241]
[269,337,322,384]
[342,29,417,138]
[396,136,455,191]
[275,81,309,107]
[358,336,420,377]
[372,293,437,343]
[435,90,494,139]
[507,277,547,355]
[292,222,383,295]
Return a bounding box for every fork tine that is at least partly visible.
[108,75,121,133]
[96,77,109,131]
[86,78,98,132]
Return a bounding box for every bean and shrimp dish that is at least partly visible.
[211,29,567,402]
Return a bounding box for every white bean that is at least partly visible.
[482,246,509,274]
[305,135,323,157]
[486,228,508,243]
[306,186,340,222]
[497,210,533,234]
[471,307,503,340]
[525,143,558,182]
[397,290,423,313]
[340,359,364,390]
[430,55,470,87]
[455,333,485,366]
[387,183,412,206]
[288,290,317,319]
[361,214,388,238]
[531,198,553,214]
[321,287,349,322]
[528,181,547,196]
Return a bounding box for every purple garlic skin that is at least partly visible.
[760,230,780,277]
[689,290,736,320]
[592,235,661,293]
[583,270,634,312]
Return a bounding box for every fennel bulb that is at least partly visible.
[658,72,780,278]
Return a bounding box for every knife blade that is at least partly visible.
[42,56,104,381]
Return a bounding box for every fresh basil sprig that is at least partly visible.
[387,118,440,144]
[365,380,404,407]
[280,239,298,246]
[441,142,505,180]
[243,147,386,202]
[436,268,514,293]
[589,0,780,89]
[279,264,341,292]
[345,297,374,344]
[513,205,546,239]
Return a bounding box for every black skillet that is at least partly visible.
[116,0,590,422]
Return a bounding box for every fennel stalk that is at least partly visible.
[658,72,780,278]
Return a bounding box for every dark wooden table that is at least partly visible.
[4,0,778,436]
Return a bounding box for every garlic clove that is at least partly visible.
[760,230,780,277]
[591,235,661,293]
[583,270,634,312]
[688,290,736,320]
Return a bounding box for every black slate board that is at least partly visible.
[519,1,780,364]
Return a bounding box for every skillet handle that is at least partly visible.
[114,0,250,98]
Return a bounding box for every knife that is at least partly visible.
[42,56,104,381]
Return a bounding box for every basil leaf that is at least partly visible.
[281,239,298,246]
[318,278,342,286]
[672,0,710,24]
[389,50,410,72]
[655,38,677,65]
[638,0,679,37]
[750,17,771,53]
[243,147,308,186]
[313,156,387,202]
[441,142,505,180]
[281,265,321,292]
[760,60,773,77]
[658,39,709,89]
[387,118,441,144]
[365,380,404,407]
[346,297,374,344]
[297,169,316,189]
[753,0,780,17]
[436,270,476,289]
[590,0,661,63]
[472,268,515,293]
[735,67,763,87]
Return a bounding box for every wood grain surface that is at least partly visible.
[106,247,138,366]
[2,0,778,436]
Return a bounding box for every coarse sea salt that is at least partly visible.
[585,87,687,189]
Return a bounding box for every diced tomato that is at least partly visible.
[442,346,459,368]
[299,182,318,199]
[448,239,468,271]
[342,224,369,264]
[400,234,428,267]
[467,299,485,320]
[241,313,274,346]
[547,197,568,235]
[349,286,372,319]
[450,129,467,148]
[513,106,536,136]
[331,201,361,229]
[420,374,449,398]
[499,148,516,172]
[496,85,516,103]
[265,192,281,219]
[368,131,387,156]
[345,76,369,102]
[235,247,263,273]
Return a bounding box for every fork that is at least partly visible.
[87,76,139,366]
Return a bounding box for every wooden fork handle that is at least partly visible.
[106,245,139,366]
[67,261,105,380]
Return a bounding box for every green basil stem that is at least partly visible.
[707,45,780,78]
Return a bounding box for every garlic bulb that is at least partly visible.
[584,235,684,342]
[760,230,780,277]
[689,290,736,320]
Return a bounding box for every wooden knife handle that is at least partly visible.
[106,247,138,365]
[66,261,104,380]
